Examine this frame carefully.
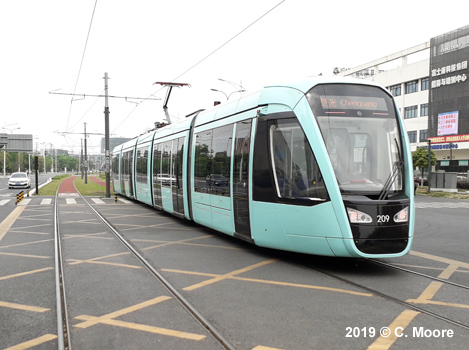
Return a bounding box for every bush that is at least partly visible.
[457,182,469,190]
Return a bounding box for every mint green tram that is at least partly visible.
[112,77,415,258]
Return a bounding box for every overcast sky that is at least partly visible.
[1,0,468,154]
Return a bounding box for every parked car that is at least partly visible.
[8,172,31,189]
[205,174,228,186]
[155,174,176,186]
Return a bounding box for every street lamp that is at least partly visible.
[210,88,245,100]
[1,126,21,175]
[1,126,21,134]
[218,78,245,91]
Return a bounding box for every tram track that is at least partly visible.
[286,255,469,332]
[54,181,72,350]
[63,186,236,350]
[367,258,469,291]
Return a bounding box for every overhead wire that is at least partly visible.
[111,0,286,134]
[65,0,98,132]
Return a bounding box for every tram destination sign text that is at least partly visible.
[320,96,387,111]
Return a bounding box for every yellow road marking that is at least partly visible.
[141,235,215,251]
[0,267,54,281]
[367,253,466,349]
[438,263,460,279]
[394,263,469,274]
[68,251,130,265]
[415,281,443,301]
[406,299,469,309]
[232,276,372,296]
[4,334,57,350]
[410,250,469,270]
[367,310,420,350]
[66,258,141,269]
[163,268,372,297]
[183,259,277,291]
[6,231,50,236]
[0,239,53,249]
[75,315,206,340]
[63,232,110,239]
[0,206,26,242]
[0,300,50,312]
[0,252,51,259]
[74,295,172,328]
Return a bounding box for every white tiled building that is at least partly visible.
[337,29,469,175]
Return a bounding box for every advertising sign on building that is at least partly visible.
[437,111,458,136]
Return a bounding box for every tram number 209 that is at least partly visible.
[377,215,390,223]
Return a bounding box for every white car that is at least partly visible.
[155,174,176,186]
[8,172,31,189]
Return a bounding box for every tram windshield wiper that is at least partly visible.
[378,160,404,200]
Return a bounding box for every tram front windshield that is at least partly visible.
[307,83,404,197]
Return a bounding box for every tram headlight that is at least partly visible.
[393,206,409,223]
[346,208,372,224]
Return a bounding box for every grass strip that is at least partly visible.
[35,174,107,197]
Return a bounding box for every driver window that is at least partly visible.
[270,118,328,201]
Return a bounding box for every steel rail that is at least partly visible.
[54,184,71,350]
[290,258,469,332]
[367,258,469,291]
[77,191,237,350]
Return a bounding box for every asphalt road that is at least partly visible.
[1,189,468,349]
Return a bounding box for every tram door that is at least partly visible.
[233,120,252,238]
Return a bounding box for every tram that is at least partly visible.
[112,77,414,258]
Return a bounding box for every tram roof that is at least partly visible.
[112,76,385,152]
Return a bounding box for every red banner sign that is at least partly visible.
[427,134,469,144]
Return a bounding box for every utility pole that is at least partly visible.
[81,139,83,179]
[104,72,111,198]
[427,139,432,192]
[84,122,88,184]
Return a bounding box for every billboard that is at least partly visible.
[428,26,469,139]
[437,111,458,136]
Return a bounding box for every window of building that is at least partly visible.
[419,129,428,142]
[389,84,401,97]
[404,105,418,119]
[405,80,418,94]
[421,77,429,91]
[407,130,417,143]
[420,103,428,117]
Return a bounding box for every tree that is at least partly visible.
[412,146,437,180]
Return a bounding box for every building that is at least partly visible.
[338,25,469,175]
[101,137,132,154]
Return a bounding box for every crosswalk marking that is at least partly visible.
[17,199,32,206]
[0,197,131,206]
[65,198,77,205]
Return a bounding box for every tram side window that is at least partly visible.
[194,130,212,193]
[136,146,149,184]
[161,141,172,186]
[111,154,119,181]
[270,119,328,201]
[153,143,162,207]
[194,125,233,195]
[210,125,233,196]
